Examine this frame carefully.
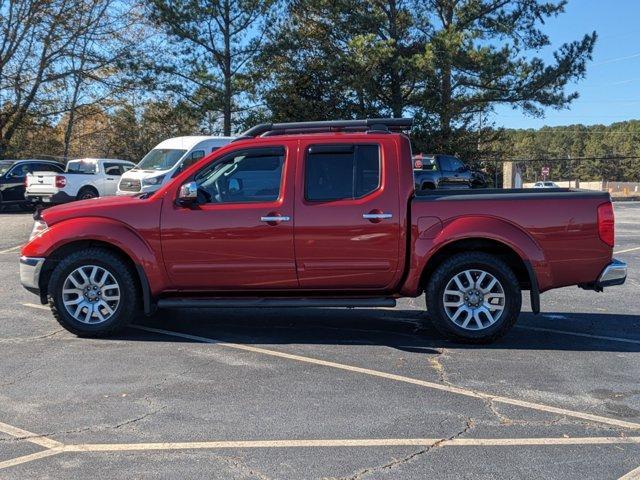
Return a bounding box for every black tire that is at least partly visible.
[77,186,99,200]
[47,248,139,337]
[424,252,522,344]
[18,202,35,212]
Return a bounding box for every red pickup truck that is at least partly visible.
[19,119,626,343]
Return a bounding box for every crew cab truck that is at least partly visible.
[413,153,486,190]
[19,118,627,343]
[25,158,135,205]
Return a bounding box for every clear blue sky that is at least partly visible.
[490,0,640,129]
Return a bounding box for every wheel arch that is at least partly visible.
[30,217,164,314]
[38,239,154,315]
[414,215,546,314]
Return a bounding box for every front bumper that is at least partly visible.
[579,258,627,291]
[20,256,45,293]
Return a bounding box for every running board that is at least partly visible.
[157,297,396,309]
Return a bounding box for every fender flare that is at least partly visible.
[30,216,166,313]
[410,215,549,313]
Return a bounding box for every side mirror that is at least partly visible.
[177,181,198,206]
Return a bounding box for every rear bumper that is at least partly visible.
[579,259,627,291]
[25,191,74,204]
[20,256,45,293]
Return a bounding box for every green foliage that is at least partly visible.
[495,121,640,181]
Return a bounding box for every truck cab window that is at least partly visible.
[195,147,285,204]
[305,144,380,201]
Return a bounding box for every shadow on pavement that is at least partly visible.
[110,308,640,354]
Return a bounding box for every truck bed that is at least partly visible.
[414,188,610,201]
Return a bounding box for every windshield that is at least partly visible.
[0,161,14,176]
[137,149,187,171]
[67,160,97,174]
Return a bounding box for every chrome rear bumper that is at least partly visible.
[580,258,627,291]
[598,259,627,287]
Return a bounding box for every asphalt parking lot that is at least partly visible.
[0,203,639,479]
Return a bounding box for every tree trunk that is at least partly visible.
[388,0,403,118]
[223,0,232,136]
[439,4,454,147]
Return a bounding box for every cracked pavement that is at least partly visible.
[0,204,639,479]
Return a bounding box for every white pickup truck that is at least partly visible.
[25,158,135,205]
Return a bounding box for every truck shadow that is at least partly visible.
[118,308,640,354]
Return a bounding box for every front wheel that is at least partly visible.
[47,248,139,337]
[424,252,522,343]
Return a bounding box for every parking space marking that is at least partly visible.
[0,421,63,449]
[614,246,640,254]
[60,436,640,453]
[620,464,640,480]
[0,449,63,471]
[22,302,49,310]
[132,325,640,430]
[0,245,22,254]
[516,325,640,345]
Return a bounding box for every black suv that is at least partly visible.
[0,159,64,210]
[413,154,486,190]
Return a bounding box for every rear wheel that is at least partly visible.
[47,248,139,336]
[77,186,99,200]
[424,252,521,343]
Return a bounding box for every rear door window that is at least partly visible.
[305,144,380,201]
[103,163,125,176]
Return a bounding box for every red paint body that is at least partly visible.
[22,132,614,302]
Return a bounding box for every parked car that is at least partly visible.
[117,136,234,196]
[25,158,135,205]
[534,181,560,188]
[0,159,64,210]
[20,118,626,343]
[413,153,486,190]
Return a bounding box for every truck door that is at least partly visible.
[3,163,31,201]
[294,139,401,289]
[102,163,125,195]
[160,144,298,290]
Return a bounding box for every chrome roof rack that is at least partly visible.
[233,118,413,142]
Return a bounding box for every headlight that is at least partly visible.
[142,175,165,186]
[29,220,48,241]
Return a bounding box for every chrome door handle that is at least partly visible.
[260,216,291,222]
[362,213,393,220]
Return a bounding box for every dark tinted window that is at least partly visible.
[195,147,285,203]
[103,163,125,176]
[35,163,64,172]
[305,144,380,201]
[440,155,464,172]
[8,163,30,177]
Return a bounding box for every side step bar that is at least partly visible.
[157,297,397,309]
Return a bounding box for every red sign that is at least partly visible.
[541,166,550,176]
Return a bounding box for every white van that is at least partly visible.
[117,136,233,196]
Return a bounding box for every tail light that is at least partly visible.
[597,202,615,247]
[55,175,67,188]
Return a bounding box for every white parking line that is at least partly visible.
[0,244,21,254]
[0,449,63,470]
[61,436,640,453]
[516,325,640,345]
[620,464,640,480]
[614,246,640,255]
[0,421,63,449]
[132,325,640,430]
